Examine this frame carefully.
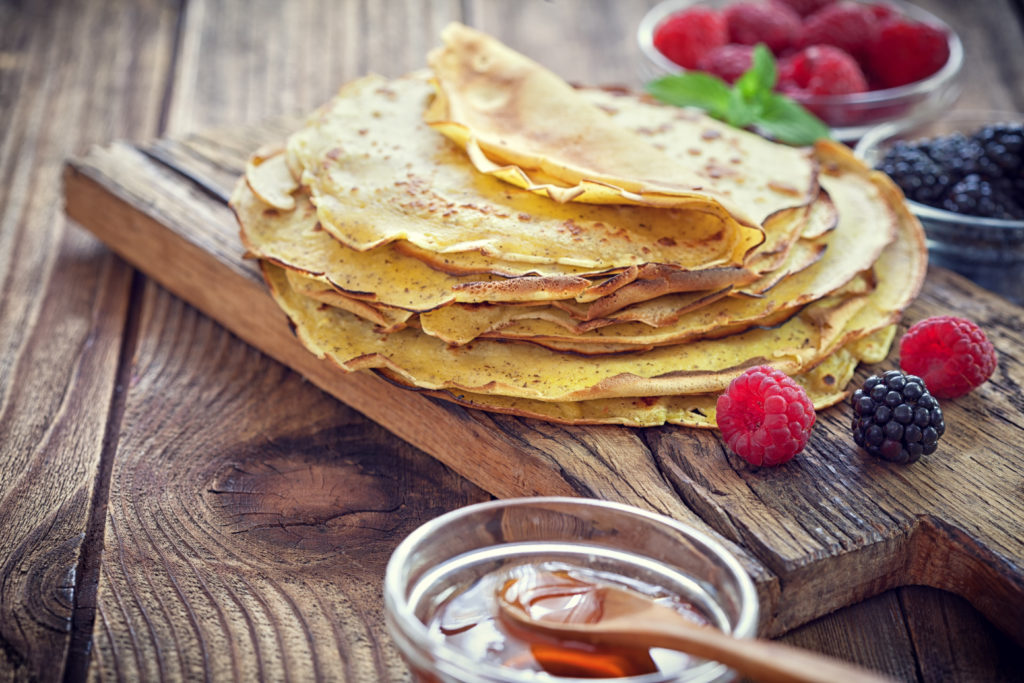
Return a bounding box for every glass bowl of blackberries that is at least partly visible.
[856,111,1024,304]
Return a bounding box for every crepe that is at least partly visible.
[235,177,617,312]
[287,73,764,285]
[425,23,816,231]
[264,258,873,401]
[415,150,892,348]
[375,329,892,428]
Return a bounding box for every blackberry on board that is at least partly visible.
[851,370,945,465]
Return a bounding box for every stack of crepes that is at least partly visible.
[231,23,927,428]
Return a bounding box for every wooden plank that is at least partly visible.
[898,586,1024,681]
[779,591,918,682]
[0,0,177,679]
[82,286,492,680]
[777,585,1024,681]
[923,0,1024,113]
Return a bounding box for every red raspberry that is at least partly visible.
[725,1,801,54]
[798,1,880,62]
[866,18,950,89]
[716,366,816,466]
[777,45,868,96]
[772,0,835,17]
[697,44,755,84]
[653,8,728,69]
[899,316,998,399]
[867,3,898,22]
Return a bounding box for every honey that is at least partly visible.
[427,562,710,679]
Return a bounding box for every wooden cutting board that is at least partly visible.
[64,120,1024,642]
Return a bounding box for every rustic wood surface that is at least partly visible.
[2,0,1023,681]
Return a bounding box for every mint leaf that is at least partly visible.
[757,94,831,145]
[726,86,758,128]
[646,45,832,146]
[645,73,732,120]
[734,44,776,106]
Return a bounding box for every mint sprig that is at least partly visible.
[645,45,830,146]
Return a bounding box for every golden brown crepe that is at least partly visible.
[425,23,816,230]
[263,258,874,400]
[287,73,763,281]
[415,147,894,348]
[373,329,886,427]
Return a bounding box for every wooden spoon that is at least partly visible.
[497,578,894,683]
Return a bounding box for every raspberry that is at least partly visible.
[777,45,868,96]
[851,371,945,464]
[899,316,998,398]
[772,0,835,17]
[716,366,816,467]
[865,18,950,89]
[653,8,728,69]
[725,2,801,54]
[696,44,754,84]
[798,1,879,62]
[867,3,898,22]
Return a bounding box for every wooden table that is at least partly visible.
[3,1,1024,680]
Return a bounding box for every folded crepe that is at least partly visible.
[424,23,816,231]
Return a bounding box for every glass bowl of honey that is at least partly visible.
[384,497,758,682]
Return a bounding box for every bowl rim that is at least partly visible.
[637,0,964,105]
[855,109,1024,231]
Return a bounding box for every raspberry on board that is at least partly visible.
[865,18,950,89]
[899,316,998,399]
[851,370,945,465]
[716,366,816,467]
[696,44,755,84]
[653,8,728,69]
[724,1,801,54]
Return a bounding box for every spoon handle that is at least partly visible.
[641,623,894,683]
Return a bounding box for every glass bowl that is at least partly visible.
[637,0,964,141]
[855,111,1024,304]
[384,497,758,683]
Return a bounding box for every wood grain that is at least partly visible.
[83,287,490,681]
[0,0,176,679]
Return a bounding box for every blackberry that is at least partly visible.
[942,174,1021,220]
[851,370,945,465]
[974,123,1024,174]
[877,144,952,205]
[875,122,1024,220]
[918,133,982,177]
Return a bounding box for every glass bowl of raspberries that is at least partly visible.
[637,0,964,141]
[856,111,1024,304]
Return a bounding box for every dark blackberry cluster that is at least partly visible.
[851,370,945,465]
[878,123,1024,220]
